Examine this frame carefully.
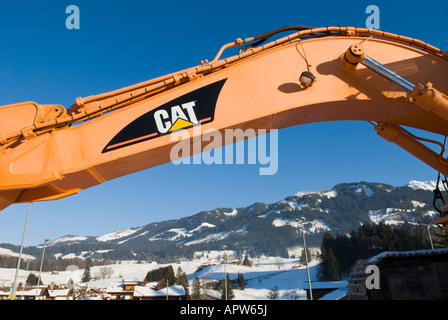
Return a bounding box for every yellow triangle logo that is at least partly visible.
[169,118,194,132]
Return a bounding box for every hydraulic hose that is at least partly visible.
[242,25,315,45]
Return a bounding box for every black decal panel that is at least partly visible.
[103,79,227,153]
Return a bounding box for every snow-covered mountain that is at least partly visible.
[407,180,438,191]
[0,180,440,262]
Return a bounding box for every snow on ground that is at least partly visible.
[0,248,35,260]
[0,253,322,300]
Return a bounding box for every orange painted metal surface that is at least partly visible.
[1,26,448,217]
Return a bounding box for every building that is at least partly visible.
[16,288,44,300]
[133,284,186,300]
[41,288,74,300]
[105,281,187,300]
[347,248,448,300]
[0,286,46,300]
[0,288,10,300]
[79,287,104,300]
[303,281,348,300]
[105,282,137,300]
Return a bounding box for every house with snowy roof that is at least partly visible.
[41,288,74,300]
[105,281,186,300]
[105,282,136,300]
[303,280,348,300]
[133,284,186,300]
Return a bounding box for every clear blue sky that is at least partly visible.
[0,0,447,246]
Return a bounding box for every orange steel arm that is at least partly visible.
[1,26,448,213]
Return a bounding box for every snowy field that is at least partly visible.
[0,250,337,300]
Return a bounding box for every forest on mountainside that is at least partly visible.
[317,222,447,281]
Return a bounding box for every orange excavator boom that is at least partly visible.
[1,26,448,229]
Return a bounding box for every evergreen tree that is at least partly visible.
[166,265,176,286]
[326,249,340,280]
[219,275,234,300]
[26,273,39,286]
[242,254,253,267]
[81,257,93,283]
[317,247,340,281]
[176,266,189,296]
[155,265,176,289]
[237,272,246,290]
[300,248,311,265]
[191,275,202,300]
[145,265,176,287]
[81,266,91,283]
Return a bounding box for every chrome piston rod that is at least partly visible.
[361,55,416,93]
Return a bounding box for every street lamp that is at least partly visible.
[297,217,313,300]
[36,238,50,300]
[302,229,313,300]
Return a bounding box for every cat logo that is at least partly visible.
[103,78,227,153]
[154,101,198,134]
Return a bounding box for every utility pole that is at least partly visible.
[36,238,50,300]
[11,203,32,300]
[21,259,31,300]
